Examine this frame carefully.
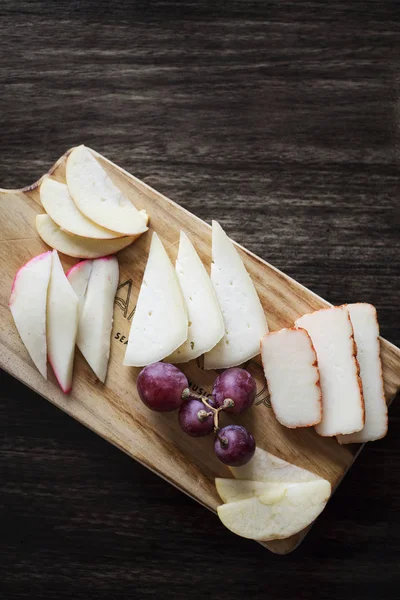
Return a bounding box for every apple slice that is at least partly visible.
[9,251,52,378]
[124,232,188,367]
[229,446,321,483]
[66,145,148,236]
[66,260,93,316]
[40,178,123,239]
[216,478,298,504]
[217,479,331,541]
[47,251,79,393]
[168,231,224,363]
[204,221,268,370]
[73,256,119,383]
[36,214,136,258]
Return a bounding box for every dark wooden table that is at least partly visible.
[1,1,399,598]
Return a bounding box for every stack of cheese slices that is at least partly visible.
[124,222,269,369]
[261,304,388,444]
[36,145,149,258]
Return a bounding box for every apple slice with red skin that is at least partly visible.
[9,251,52,378]
[47,250,79,393]
[67,256,119,383]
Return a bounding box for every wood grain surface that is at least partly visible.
[0,0,399,598]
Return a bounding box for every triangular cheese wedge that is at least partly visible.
[168,231,224,363]
[229,446,321,483]
[204,221,268,369]
[9,251,52,379]
[66,145,148,236]
[40,178,123,239]
[124,233,188,367]
[47,251,79,393]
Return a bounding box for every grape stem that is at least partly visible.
[199,397,234,433]
[182,389,235,433]
[197,409,213,422]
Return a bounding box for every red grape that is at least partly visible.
[137,362,189,412]
[214,425,255,466]
[178,397,214,437]
[212,368,256,414]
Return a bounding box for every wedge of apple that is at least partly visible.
[216,478,298,504]
[72,256,119,383]
[229,446,321,483]
[47,250,79,393]
[66,260,93,316]
[36,214,136,258]
[40,178,123,239]
[217,479,331,541]
[66,145,148,236]
[9,251,52,378]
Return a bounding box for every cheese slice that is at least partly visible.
[40,178,123,239]
[168,231,224,363]
[124,233,188,367]
[337,303,388,444]
[296,306,364,437]
[261,328,322,428]
[66,145,148,236]
[203,221,268,369]
[230,446,321,483]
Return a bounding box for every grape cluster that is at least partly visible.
[136,363,256,467]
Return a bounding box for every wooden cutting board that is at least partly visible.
[1,147,399,554]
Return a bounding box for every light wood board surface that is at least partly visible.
[1,147,399,554]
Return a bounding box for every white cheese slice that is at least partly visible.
[261,328,322,428]
[74,256,119,383]
[203,221,268,370]
[40,178,123,239]
[337,303,388,444]
[296,306,365,437]
[230,446,321,483]
[168,231,224,363]
[124,233,188,367]
[66,260,93,317]
[66,145,148,236]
